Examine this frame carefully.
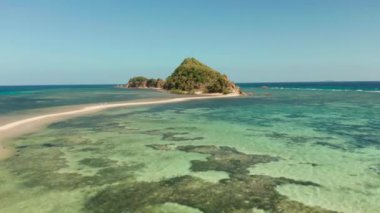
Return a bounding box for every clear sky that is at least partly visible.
[1,0,379,85]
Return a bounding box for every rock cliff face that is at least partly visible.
[124,58,242,95]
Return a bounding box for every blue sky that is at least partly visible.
[1,0,379,85]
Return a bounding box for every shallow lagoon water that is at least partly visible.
[0,85,174,116]
[0,85,380,212]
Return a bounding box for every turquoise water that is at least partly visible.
[0,83,380,212]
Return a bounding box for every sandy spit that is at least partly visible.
[0,94,239,160]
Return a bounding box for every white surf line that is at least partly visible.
[0,95,237,132]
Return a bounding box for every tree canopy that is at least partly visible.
[164,58,238,94]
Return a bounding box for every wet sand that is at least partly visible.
[0,94,240,160]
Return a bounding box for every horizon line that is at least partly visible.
[1,80,380,87]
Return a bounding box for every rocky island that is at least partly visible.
[123,58,243,95]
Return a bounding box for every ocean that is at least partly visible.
[0,82,379,212]
[239,81,380,92]
[0,85,174,115]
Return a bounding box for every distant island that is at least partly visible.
[120,58,243,95]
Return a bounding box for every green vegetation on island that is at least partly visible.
[123,58,242,95]
[123,76,165,89]
[164,58,240,94]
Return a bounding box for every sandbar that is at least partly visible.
[0,94,239,160]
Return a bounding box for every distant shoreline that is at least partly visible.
[1,81,380,87]
[0,93,240,160]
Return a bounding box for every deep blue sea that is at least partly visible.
[239,81,380,92]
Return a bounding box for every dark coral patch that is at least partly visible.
[146,144,176,151]
[368,163,380,175]
[49,116,131,133]
[177,145,279,178]
[85,174,331,213]
[41,143,64,148]
[97,144,333,213]
[5,144,143,189]
[79,158,116,168]
[141,129,204,141]
[162,132,204,141]
[16,145,29,149]
[314,141,346,150]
